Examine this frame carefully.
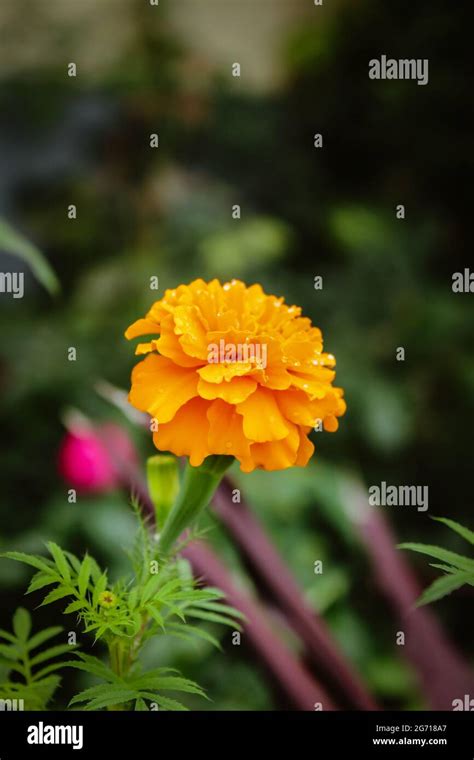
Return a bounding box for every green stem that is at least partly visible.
[158,456,234,556]
[107,640,128,710]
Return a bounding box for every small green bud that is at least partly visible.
[146,455,180,530]
[98,591,117,609]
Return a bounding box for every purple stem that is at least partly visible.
[213,478,378,710]
[183,539,336,711]
[345,482,474,709]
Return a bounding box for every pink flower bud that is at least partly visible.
[58,423,138,494]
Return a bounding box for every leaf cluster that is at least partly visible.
[0,607,76,709]
[1,503,244,710]
[399,517,474,606]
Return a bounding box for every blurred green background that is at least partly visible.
[0,0,472,710]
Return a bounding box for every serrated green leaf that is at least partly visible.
[146,605,165,630]
[69,684,117,706]
[93,572,108,608]
[84,689,138,711]
[432,517,474,547]
[185,608,242,629]
[125,611,142,637]
[88,557,103,584]
[39,586,74,607]
[140,574,164,605]
[78,555,92,598]
[47,543,71,582]
[64,654,118,682]
[27,572,59,594]
[128,668,179,685]
[136,675,206,697]
[167,622,221,650]
[196,600,245,619]
[27,626,63,652]
[162,603,186,622]
[135,698,149,711]
[64,551,82,574]
[172,590,221,603]
[128,587,139,611]
[417,571,474,606]
[137,692,189,711]
[109,624,134,636]
[31,660,71,681]
[30,643,77,668]
[153,578,183,601]
[83,622,101,634]
[429,563,457,573]
[64,600,88,614]
[1,552,53,574]
[194,586,225,599]
[93,625,110,642]
[398,543,474,572]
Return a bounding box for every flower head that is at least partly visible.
[98,591,117,609]
[125,279,346,472]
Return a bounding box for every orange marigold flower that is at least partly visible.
[125,279,346,472]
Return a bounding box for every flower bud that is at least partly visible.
[146,455,179,530]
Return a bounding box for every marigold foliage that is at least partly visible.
[399,517,474,606]
[1,501,243,711]
[0,608,74,709]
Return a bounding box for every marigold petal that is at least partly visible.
[323,415,339,432]
[198,362,253,383]
[221,279,247,315]
[125,318,160,340]
[129,354,198,423]
[155,315,204,368]
[288,372,333,398]
[294,430,315,466]
[153,397,211,467]
[135,342,155,355]
[173,305,209,360]
[207,399,252,461]
[244,283,267,318]
[284,341,322,366]
[249,422,300,471]
[198,377,257,404]
[312,390,347,425]
[254,339,292,390]
[236,387,289,442]
[276,389,318,426]
[187,282,222,331]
